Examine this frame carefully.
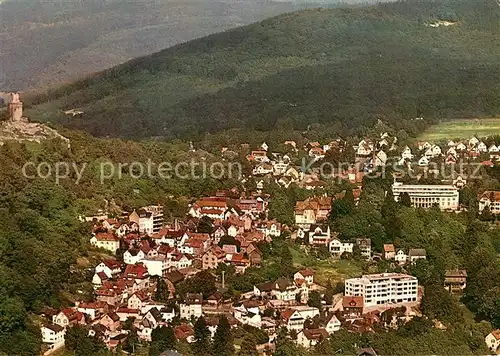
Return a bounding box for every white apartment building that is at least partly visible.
[344,273,418,308]
[392,183,459,210]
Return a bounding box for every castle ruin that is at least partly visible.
[7,92,23,122]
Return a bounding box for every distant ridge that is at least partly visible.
[26,0,500,140]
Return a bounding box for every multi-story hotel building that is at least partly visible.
[392,183,459,210]
[344,273,418,308]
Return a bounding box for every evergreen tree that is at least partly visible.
[155,278,170,302]
[307,291,322,310]
[399,192,412,207]
[323,279,335,304]
[328,189,356,224]
[192,316,211,354]
[238,334,258,356]
[150,326,176,356]
[279,245,294,277]
[343,188,356,212]
[274,327,300,356]
[212,315,234,356]
[479,205,495,222]
[65,325,108,356]
[381,188,397,219]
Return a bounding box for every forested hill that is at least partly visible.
[26,0,500,140]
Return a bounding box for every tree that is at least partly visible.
[212,315,234,356]
[155,278,170,302]
[307,291,322,310]
[399,192,412,207]
[123,329,139,354]
[329,196,354,222]
[316,245,330,260]
[274,327,300,356]
[65,325,108,356]
[279,245,294,277]
[197,216,214,233]
[176,270,217,298]
[323,280,335,304]
[479,205,495,222]
[150,326,176,356]
[122,317,135,331]
[192,316,211,354]
[239,334,258,356]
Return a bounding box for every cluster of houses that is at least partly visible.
[244,140,364,190]
[39,132,500,354]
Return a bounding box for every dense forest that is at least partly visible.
[0,130,246,355]
[25,0,500,140]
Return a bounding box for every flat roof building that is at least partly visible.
[344,273,418,308]
[392,183,459,210]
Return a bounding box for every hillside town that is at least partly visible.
[38,131,500,355]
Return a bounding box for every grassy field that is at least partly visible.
[418,117,500,142]
[291,246,362,286]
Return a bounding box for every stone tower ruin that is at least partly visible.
[7,93,23,122]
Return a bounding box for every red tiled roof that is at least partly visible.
[491,329,500,340]
[94,232,119,241]
[102,259,121,269]
[280,308,297,321]
[298,268,314,277]
[186,239,204,248]
[383,244,395,252]
[343,296,364,309]
[97,272,108,280]
[175,323,194,340]
[123,263,149,279]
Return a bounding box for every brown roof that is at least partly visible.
[165,269,184,284]
[343,296,364,309]
[104,312,120,322]
[102,259,121,269]
[43,323,64,333]
[302,328,328,340]
[445,269,467,277]
[295,196,332,213]
[480,191,500,202]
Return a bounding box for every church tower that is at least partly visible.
[7,92,23,122]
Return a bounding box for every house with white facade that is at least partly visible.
[124,249,146,265]
[180,293,203,319]
[479,191,500,214]
[41,324,65,351]
[329,239,353,256]
[90,233,120,254]
[325,314,341,334]
[485,330,500,352]
[294,269,314,286]
[392,183,459,211]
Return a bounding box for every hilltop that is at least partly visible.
[26,0,500,140]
